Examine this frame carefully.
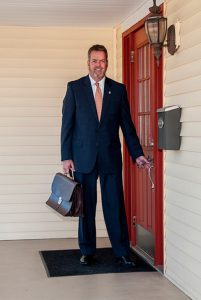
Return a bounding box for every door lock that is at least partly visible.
[132,216,136,228]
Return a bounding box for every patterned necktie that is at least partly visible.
[95,82,103,121]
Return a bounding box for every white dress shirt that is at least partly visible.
[89,75,105,98]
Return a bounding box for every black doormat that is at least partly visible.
[40,247,155,277]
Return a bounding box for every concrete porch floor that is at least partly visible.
[0,238,190,300]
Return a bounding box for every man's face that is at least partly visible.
[88,50,108,81]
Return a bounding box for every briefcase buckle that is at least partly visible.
[58,197,62,205]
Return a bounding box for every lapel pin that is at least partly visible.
[108,91,111,94]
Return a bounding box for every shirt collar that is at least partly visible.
[89,75,105,87]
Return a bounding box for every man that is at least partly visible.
[61,44,150,266]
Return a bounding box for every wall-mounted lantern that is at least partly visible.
[144,0,180,66]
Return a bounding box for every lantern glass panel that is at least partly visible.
[145,17,159,44]
[158,17,167,43]
[145,16,167,45]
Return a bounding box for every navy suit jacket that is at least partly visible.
[61,75,143,174]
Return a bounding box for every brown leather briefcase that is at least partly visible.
[46,172,83,217]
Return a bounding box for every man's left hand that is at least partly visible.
[136,156,151,169]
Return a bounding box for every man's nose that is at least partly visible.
[95,61,101,67]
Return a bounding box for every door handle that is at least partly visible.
[147,156,154,189]
[147,155,154,166]
[148,166,154,189]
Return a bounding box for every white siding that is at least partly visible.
[164,0,201,299]
[116,27,123,83]
[0,26,114,240]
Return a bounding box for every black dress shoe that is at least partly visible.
[116,256,136,267]
[80,255,94,265]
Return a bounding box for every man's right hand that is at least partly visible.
[62,160,75,174]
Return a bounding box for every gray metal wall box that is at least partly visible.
[157,105,181,150]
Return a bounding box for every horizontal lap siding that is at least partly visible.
[0,27,114,240]
[164,0,201,298]
[116,27,123,83]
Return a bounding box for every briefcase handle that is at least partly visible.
[68,168,75,180]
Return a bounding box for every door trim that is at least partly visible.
[122,9,163,267]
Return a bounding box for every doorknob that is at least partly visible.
[149,138,154,147]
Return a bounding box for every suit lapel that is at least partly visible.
[99,77,112,124]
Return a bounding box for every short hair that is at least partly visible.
[88,44,108,61]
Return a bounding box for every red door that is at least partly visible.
[123,19,163,266]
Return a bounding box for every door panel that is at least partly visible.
[134,34,155,259]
